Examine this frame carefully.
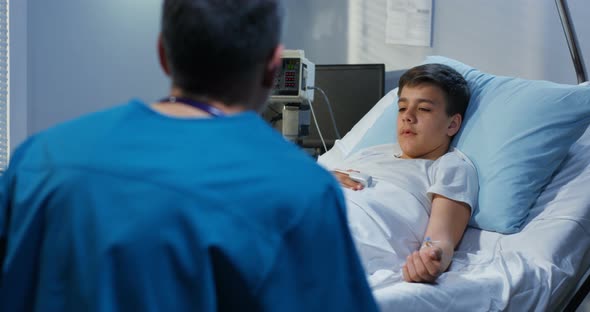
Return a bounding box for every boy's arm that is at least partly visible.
[402,194,471,283]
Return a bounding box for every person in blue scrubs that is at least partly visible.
[0,0,378,311]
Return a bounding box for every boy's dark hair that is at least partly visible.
[161,0,285,105]
[398,63,470,119]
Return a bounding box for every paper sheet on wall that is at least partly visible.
[385,0,432,47]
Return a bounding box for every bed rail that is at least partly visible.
[557,1,588,308]
[555,0,588,84]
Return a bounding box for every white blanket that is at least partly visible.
[372,127,590,311]
[345,184,428,287]
[321,143,478,288]
[319,128,590,310]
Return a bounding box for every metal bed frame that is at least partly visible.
[557,1,588,310]
[556,0,587,84]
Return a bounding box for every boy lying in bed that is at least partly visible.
[319,63,478,286]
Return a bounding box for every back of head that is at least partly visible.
[398,63,470,119]
[161,0,285,108]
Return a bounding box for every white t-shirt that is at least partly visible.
[319,143,478,287]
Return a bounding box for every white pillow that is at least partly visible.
[317,88,398,166]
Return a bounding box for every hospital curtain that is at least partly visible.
[0,0,7,170]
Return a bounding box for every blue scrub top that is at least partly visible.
[0,100,378,311]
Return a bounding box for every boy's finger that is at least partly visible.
[411,252,431,281]
[333,172,364,190]
[420,249,441,277]
[402,265,411,282]
[405,255,418,282]
[429,247,442,261]
[342,179,363,190]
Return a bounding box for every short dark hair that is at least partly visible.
[161,0,285,104]
[398,63,470,119]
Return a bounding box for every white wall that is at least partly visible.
[284,0,349,64]
[11,0,590,147]
[287,0,589,83]
[26,0,168,136]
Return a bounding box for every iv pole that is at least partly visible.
[555,0,588,84]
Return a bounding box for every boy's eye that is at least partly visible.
[398,107,406,112]
[418,107,431,112]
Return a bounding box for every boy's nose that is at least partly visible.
[402,111,415,123]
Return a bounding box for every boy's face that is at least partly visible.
[397,83,461,160]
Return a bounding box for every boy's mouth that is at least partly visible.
[400,129,416,136]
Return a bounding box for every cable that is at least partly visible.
[306,97,328,153]
[269,113,282,125]
[308,86,341,139]
[267,105,280,115]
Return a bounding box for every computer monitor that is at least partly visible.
[301,64,385,150]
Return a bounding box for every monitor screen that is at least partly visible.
[302,64,385,150]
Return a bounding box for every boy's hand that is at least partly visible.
[405,195,470,283]
[402,246,445,283]
[332,170,364,191]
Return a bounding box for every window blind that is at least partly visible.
[0,0,7,170]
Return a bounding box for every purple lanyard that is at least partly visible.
[159,96,225,117]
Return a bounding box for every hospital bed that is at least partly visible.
[317,55,590,311]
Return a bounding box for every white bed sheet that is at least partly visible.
[373,126,590,311]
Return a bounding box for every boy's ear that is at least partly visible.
[447,114,462,137]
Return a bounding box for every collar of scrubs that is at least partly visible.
[159,96,226,117]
